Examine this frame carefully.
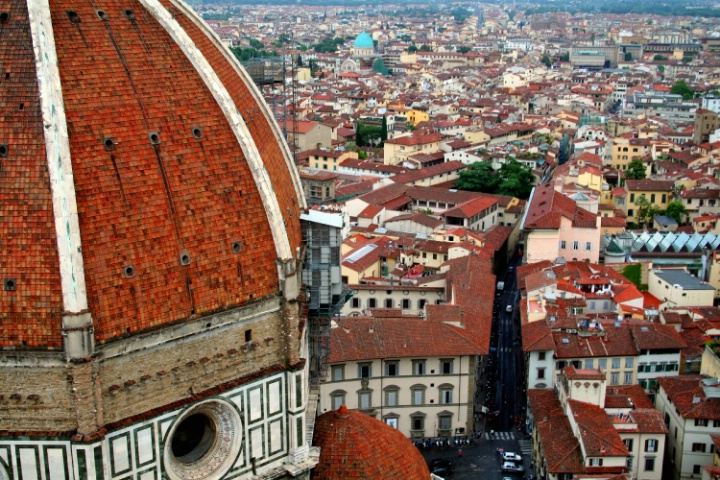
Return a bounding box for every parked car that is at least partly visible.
[506,305,513,312]
[501,461,524,473]
[429,458,453,476]
[502,452,522,462]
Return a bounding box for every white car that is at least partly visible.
[502,462,524,473]
[502,452,522,462]
[506,305,513,312]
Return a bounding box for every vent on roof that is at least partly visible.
[640,326,649,332]
[103,137,116,151]
[3,278,16,291]
[0,143,7,157]
[66,10,80,23]
[123,265,136,278]
[562,338,569,344]
[191,126,203,139]
[0,12,9,23]
[149,132,161,145]
[179,253,191,266]
[96,10,108,21]
[124,9,135,20]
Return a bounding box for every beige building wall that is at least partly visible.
[319,356,476,438]
[648,270,716,308]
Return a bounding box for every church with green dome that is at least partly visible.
[340,30,380,74]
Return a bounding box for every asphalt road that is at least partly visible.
[421,431,535,480]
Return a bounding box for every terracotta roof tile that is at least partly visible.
[313,406,430,479]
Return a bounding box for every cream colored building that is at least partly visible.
[319,318,478,439]
[648,269,715,309]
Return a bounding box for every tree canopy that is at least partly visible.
[625,158,647,181]
[454,160,535,199]
[634,196,661,228]
[664,200,687,224]
[671,80,694,100]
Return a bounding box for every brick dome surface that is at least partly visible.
[312,406,430,479]
[0,0,304,347]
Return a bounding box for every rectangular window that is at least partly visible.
[598,359,607,370]
[385,361,399,377]
[368,298,377,308]
[645,439,658,452]
[651,194,656,203]
[385,389,398,407]
[585,242,592,251]
[358,363,372,379]
[692,443,706,452]
[695,418,709,427]
[694,465,702,475]
[612,358,621,369]
[628,208,634,217]
[573,241,579,250]
[402,299,411,309]
[411,416,424,431]
[644,457,655,471]
[412,389,424,406]
[560,240,567,249]
[351,298,361,308]
[624,372,633,384]
[439,415,452,430]
[585,359,594,369]
[413,360,426,376]
[630,193,635,202]
[440,359,454,375]
[384,298,393,308]
[359,391,371,410]
[440,388,453,404]
[625,358,634,368]
[538,352,546,361]
[537,368,546,379]
[611,372,619,385]
[662,194,667,203]
[332,365,344,381]
[624,438,634,451]
[332,393,345,410]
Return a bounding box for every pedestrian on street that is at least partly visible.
[458,448,463,464]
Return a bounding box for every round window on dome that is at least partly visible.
[171,413,216,464]
[164,400,242,480]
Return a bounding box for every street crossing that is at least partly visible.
[483,431,516,440]
[519,439,533,456]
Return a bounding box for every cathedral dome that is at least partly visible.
[0,0,305,347]
[312,405,431,479]
[353,30,374,49]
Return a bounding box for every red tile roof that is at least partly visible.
[312,405,430,479]
[524,183,598,230]
[624,179,674,192]
[657,375,720,420]
[568,399,629,458]
[528,389,585,474]
[1,0,303,345]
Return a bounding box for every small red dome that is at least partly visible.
[312,407,430,479]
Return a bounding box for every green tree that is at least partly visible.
[560,52,570,62]
[671,80,694,100]
[664,200,687,224]
[635,196,661,228]
[653,54,667,61]
[625,52,633,61]
[457,46,471,54]
[419,44,432,52]
[249,38,265,50]
[296,54,303,67]
[373,57,389,75]
[408,45,418,53]
[454,162,500,193]
[625,158,647,180]
[496,160,535,199]
[380,116,388,142]
[541,55,552,67]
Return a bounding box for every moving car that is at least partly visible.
[502,452,522,462]
[429,458,453,476]
[501,461,524,473]
[506,305,513,312]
